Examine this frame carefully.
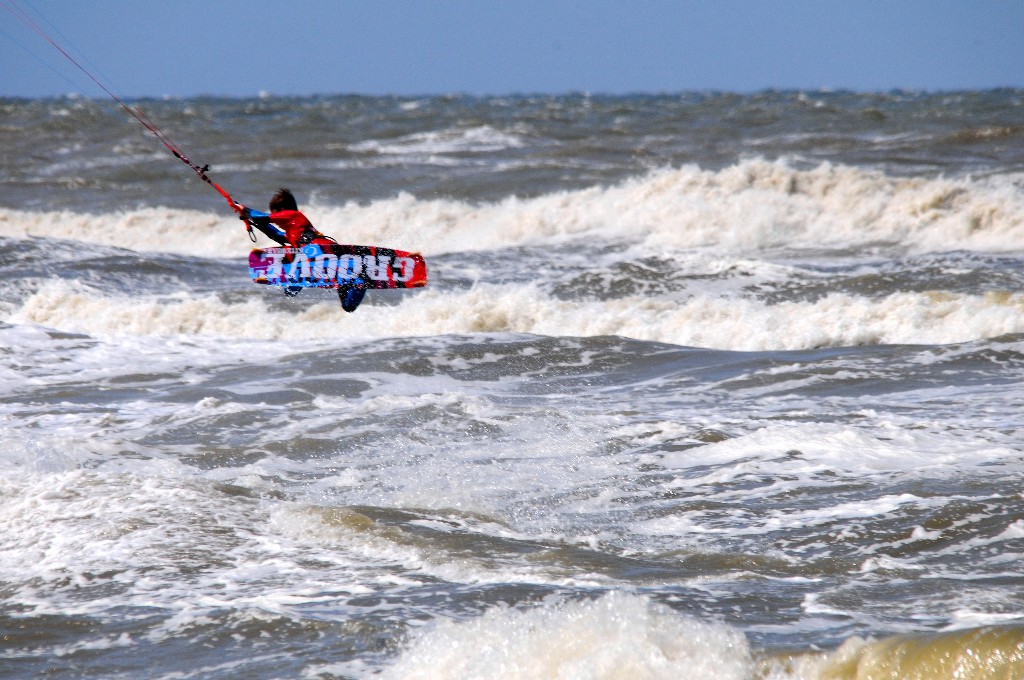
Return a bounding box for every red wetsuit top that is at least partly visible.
[247,208,337,247]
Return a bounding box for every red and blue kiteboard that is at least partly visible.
[248,244,427,290]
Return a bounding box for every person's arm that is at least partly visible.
[235,204,288,246]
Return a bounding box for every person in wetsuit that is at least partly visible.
[233,188,366,313]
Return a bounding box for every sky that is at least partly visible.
[2,0,1023,98]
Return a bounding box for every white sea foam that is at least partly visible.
[11,278,1024,350]
[379,592,752,680]
[0,206,241,256]
[350,125,526,156]
[3,159,1023,258]
[659,422,1019,485]
[635,421,1020,548]
[0,465,421,628]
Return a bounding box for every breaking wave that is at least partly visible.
[2,159,1023,258]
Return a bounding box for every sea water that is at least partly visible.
[1,91,1024,678]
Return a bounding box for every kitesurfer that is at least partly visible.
[234,188,366,312]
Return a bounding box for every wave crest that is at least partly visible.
[4,160,1023,258]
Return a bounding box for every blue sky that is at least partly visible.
[3,0,1023,98]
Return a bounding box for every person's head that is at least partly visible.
[269,188,298,212]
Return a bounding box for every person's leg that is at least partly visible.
[337,284,366,312]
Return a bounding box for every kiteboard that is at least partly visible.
[248,244,427,290]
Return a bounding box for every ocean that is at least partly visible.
[1,90,1024,679]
